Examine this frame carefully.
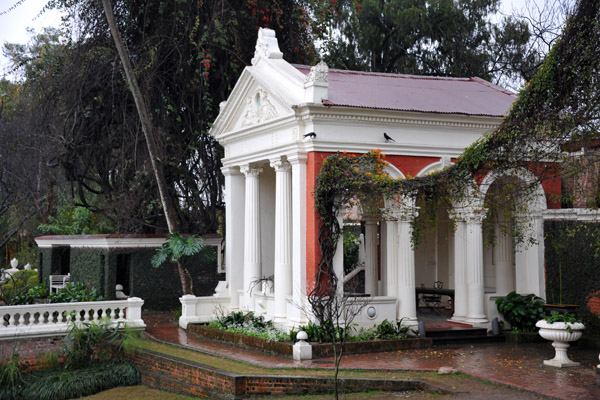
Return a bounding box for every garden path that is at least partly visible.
[144,310,600,399]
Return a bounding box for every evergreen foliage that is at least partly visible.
[0,360,140,400]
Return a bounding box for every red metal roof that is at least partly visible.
[294,65,516,117]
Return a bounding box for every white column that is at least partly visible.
[390,199,418,327]
[464,209,488,324]
[288,153,307,327]
[450,212,468,322]
[515,212,545,298]
[222,166,245,308]
[494,223,514,294]
[241,165,263,311]
[364,219,379,296]
[384,217,398,302]
[270,158,292,322]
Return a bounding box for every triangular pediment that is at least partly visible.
[211,64,304,139]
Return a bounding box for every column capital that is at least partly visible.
[286,153,308,165]
[240,165,263,177]
[381,195,418,221]
[221,165,243,177]
[451,208,487,224]
[270,159,292,171]
[387,206,419,221]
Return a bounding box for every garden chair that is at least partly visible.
[49,273,70,293]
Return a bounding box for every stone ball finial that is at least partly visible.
[116,284,124,291]
[296,330,308,342]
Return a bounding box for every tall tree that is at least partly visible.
[36,0,317,235]
[317,0,535,85]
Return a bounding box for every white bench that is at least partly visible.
[49,274,70,293]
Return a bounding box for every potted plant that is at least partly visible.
[535,312,584,368]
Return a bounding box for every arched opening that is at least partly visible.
[482,177,518,295]
[479,168,548,299]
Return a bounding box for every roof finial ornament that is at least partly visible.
[251,28,283,66]
[305,60,329,84]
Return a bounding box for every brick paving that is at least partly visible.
[144,311,600,399]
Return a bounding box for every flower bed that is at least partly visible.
[188,324,432,359]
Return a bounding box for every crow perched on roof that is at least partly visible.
[303,132,317,139]
[384,132,395,142]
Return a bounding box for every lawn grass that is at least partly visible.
[123,337,470,388]
[79,385,197,400]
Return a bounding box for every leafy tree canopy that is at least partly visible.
[317,0,537,85]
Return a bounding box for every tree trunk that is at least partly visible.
[101,0,192,294]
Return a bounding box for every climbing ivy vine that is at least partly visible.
[313,0,600,295]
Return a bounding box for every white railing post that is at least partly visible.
[126,297,145,329]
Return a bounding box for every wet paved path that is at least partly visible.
[144,312,600,399]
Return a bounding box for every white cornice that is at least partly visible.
[221,143,310,167]
[35,236,221,249]
[304,140,467,158]
[543,208,600,221]
[294,104,502,130]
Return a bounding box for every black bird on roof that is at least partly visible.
[384,132,395,142]
[304,132,317,139]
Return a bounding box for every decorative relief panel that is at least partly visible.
[242,88,278,127]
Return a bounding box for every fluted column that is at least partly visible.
[271,158,292,321]
[494,223,514,294]
[382,212,397,301]
[364,219,379,296]
[449,210,468,322]
[288,153,307,327]
[464,208,488,324]
[221,166,245,308]
[387,197,418,327]
[241,165,263,310]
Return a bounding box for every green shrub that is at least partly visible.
[63,318,125,369]
[295,320,352,343]
[343,227,360,275]
[0,270,40,305]
[12,284,48,305]
[496,291,546,332]
[0,352,22,397]
[49,282,103,303]
[209,311,289,342]
[0,360,139,400]
[374,319,413,339]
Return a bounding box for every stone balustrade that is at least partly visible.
[0,297,145,339]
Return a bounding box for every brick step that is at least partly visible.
[424,328,488,338]
[431,334,506,346]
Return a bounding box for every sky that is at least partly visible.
[0,0,556,80]
[0,0,63,78]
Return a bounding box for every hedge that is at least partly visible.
[544,220,600,335]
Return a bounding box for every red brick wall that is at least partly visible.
[124,347,429,398]
[587,290,600,316]
[0,335,65,371]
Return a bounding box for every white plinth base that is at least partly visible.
[543,341,580,368]
[544,358,580,368]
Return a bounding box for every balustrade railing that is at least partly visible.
[0,297,145,339]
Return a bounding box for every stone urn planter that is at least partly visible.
[536,319,585,367]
